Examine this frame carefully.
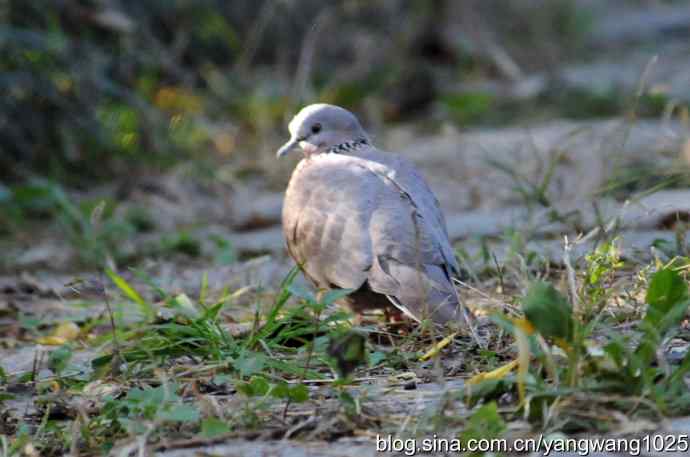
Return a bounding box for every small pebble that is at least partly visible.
[403,381,417,390]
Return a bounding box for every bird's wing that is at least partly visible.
[396,157,460,274]
[283,154,460,323]
[358,158,462,323]
[354,148,460,275]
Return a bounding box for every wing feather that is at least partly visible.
[283,153,460,323]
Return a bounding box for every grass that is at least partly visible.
[0,179,243,271]
[0,267,370,454]
[1,237,689,455]
[0,180,140,266]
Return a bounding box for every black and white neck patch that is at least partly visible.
[327,138,369,154]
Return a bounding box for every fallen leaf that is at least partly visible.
[386,371,418,385]
[467,359,519,385]
[36,321,80,345]
[83,380,123,399]
[511,317,535,335]
[420,332,457,361]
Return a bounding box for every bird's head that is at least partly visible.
[276,104,369,158]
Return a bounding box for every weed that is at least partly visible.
[0,268,361,454]
[600,160,690,200]
[581,238,625,319]
[0,180,137,266]
[125,206,156,233]
[470,265,690,429]
[158,231,202,258]
[209,234,237,265]
[87,382,201,450]
[441,92,495,125]
[46,345,73,380]
[460,402,507,457]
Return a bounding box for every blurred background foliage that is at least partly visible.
[2,0,688,261]
[1,0,610,185]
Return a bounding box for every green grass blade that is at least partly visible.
[106,268,154,321]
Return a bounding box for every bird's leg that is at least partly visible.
[384,306,404,323]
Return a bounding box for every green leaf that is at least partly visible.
[464,378,514,407]
[17,372,33,384]
[235,352,266,377]
[106,268,154,320]
[200,418,231,438]
[338,390,357,416]
[270,381,290,399]
[261,267,300,331]
[461,402,506,446]
[201,301,225,321]
[287,283,315,302]
[636,293,690,367]
[120,417,148,435]
[645,268,689,326]
[522,281,573,341]
[48,344,73,376]
[170,293,200,319]
[603,339,627,370]
[369,351,387,367]
[657,300,690,335]
[321,288,354,305]
[440,92,494,124]
[238,376,270,397]
[327,332,367,377]
[668,347,690,388]
[249,376,270,396]
[287,384,309,403]
[157,404,200,422]
[126,386,168,405]
[210,235,237,265]
[211,374,232,386]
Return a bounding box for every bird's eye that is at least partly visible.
[311,123,322,134]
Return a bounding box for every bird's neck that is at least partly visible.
[326,138,369,155]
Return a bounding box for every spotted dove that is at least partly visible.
[277,104,465,325]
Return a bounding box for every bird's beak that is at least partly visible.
[276,136,300,158]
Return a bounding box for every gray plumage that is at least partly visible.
[277,104,463,325]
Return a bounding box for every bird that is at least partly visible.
[277,103,469,327]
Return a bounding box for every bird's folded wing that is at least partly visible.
[283,154,457,317]
[355,149,459,275]
[386,155,460,275]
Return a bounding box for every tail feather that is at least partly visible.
[369,258,461,324]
